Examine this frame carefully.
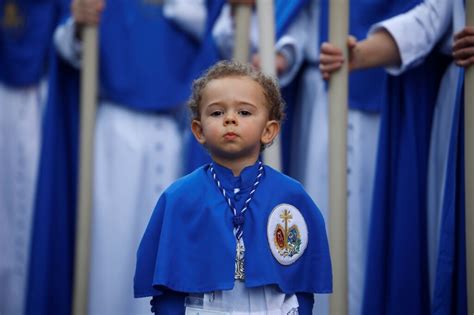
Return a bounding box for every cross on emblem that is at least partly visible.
[280,209,293,247]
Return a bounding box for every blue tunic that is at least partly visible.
[135,162,332,313]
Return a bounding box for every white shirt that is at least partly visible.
[369,0,464,75]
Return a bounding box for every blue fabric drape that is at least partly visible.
[432,70,467,315]
[26,51,80,315]
[362,54,449,314]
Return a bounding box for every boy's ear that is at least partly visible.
[261,120,280,146]
[191,120,206,145]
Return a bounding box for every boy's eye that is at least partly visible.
[239,110,251,116]
[210,111,223,117]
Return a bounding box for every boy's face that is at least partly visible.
[191,76,279,164]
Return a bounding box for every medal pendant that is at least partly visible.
[234,240,245,280]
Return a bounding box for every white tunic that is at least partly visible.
[202,281,299,315]
[0,80,46,315]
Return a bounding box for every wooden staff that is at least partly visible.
[72,25,98,315]
[465,0,474,313]
[256,0,281,171]
[328,1,349,314]
[233,3,252,62]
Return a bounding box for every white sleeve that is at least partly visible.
[368,0,453,75]
[163,0,207,41]
[212,5,235,60]
[275,7,309,87]
[53,17,83,69]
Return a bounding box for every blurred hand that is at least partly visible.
[453,26,474,67]
[72,0,105,26]
[319,36,357,80]
[251,52,289,75]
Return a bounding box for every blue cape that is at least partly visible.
[0,0,68,86]
[135,163,332,299]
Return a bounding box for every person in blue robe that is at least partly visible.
[266,1,421,314]
[320,0,468,312]
[135,60,332,314]
[26,1,225,314]
[0,1,68,314]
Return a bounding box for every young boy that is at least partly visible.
[134,60,332,314]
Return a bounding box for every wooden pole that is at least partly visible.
[72,25,98,315]
[233,4,252,62]
[328,1,349,314]
[465,1,474,313]
[256,0,281,171]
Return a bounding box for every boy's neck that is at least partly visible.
[212,156,259,176]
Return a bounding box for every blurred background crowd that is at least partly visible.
[0,0,472,314]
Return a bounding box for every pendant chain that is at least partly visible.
[209,162,264,280]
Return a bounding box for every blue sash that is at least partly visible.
[26,49,80,315]
[432,70,467,315]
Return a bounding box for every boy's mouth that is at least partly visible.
[224,132,237,140]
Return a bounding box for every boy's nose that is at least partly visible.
[224,113,237,125]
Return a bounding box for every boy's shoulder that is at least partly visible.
[263,164,307,193]
[164,164,210,196]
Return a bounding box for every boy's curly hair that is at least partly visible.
[188,60,285,122]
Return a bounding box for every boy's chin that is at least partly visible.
[210,149,259,162]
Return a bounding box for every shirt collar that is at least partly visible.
[210,160,261,190]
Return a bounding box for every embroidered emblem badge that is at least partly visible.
[1,1,24,30]
[267,203,308,265]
